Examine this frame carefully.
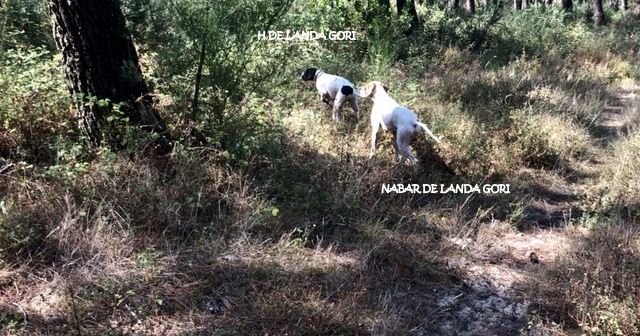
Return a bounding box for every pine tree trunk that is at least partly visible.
[620,0,627,11]
[449,0,459,10]
[561,0,572,11]
[514,0,523,10]
[466,0,476,13]
[192,40,206,122]
[593,0,605,25]
[397,0,419,31]
[48,0,169,149]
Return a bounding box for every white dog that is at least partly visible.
[301,67,360,121]
[359,81,441,165]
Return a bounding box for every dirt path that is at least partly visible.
[432,84,640,335]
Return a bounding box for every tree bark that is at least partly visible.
[620,0,627,11]
[48,0,169,149]
[397,0,419,31]
[192,39,206,122]
[611,0,619,10]
[466,0,476,13]
[593,0,605,25]
[514,0,523,10]
[449,0,460,10]
[561,0,572,11]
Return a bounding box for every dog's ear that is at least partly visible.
[301,68,317,81]
[358,82,375,98]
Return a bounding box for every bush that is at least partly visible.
[0,206,48,264]
[508,108,589,168]
[0,48,74,164]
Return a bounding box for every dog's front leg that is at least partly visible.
[320,93,331,106]
[369,121,380,158]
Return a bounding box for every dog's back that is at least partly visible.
[316,73,355,99]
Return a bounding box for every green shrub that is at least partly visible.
[508,108,590,169]
[0,48,74,164]
[0,202,48,264]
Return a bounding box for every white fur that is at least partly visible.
[359,81,441,165]
[312,70,360,121]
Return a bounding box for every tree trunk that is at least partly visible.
[561,0,572,11]
[514,0,523,10]
[48,0,169,149]
[466,0,476,13]
[397,0,419,31]
[620,0,627,11]
[593,0,605,25]
[483,0,489,9]
[448,0,459,10]
[192,39,206,122]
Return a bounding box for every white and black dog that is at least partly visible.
[301,67,360,121]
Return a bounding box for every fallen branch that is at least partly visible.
[0,162,13,175]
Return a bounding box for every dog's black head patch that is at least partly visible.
[340,85,354,96]
[301,68,318,81]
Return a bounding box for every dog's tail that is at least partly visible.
[340,85,354,96]
[416,122,441,143]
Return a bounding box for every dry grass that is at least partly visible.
[2,13,640,336]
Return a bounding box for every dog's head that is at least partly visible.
[301,68,319,81]
[358,81,389,98]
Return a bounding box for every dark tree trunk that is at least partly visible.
[397,0,419,30]
[48,0,169,149]
[546,0,553,6]
[466,0,476,13]
[192,40,206,122]
[620,0,627,11]
[561,0,572,11]
[611,0,619,10]
[593,0,605,25]
[449,0,460,10]
[514,0,523,10]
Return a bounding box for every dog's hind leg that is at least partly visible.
[397,128,418,165]
[332,93,347,121]
[349,95,360,121]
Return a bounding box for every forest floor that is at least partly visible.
[2,71,639,336]
[430,83,639,335]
